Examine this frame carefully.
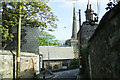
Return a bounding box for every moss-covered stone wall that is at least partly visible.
[88,2,120,79]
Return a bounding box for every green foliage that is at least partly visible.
[69,58,79,69]
[81,44,89,78]
[0,25,14,42]
[53,65,59,69]
[65,39,71,46]
[1,1,58,49]
[39,31,59,46]
[105,2,118,11]
[81,44,88,53]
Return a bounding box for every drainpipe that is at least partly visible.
[88,54,92,80]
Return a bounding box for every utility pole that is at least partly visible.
[48,39,50,69]
[16,2,21,78]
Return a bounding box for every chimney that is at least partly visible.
[87,4,89,9]
[90,4,92,9]
[85,4,94,21]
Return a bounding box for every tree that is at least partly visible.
[105,1,118,11]
[65,39,71,46]
[1,1,58,50]
[39,31,59,46]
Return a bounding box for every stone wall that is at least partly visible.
[43,60,69,71]
[80,22,98,44]
[71,39,79,58]
[88,2,120,79]
[44,60,62,70]
[0,51,39,79]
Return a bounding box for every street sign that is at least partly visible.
[17,57,20,62]
[67,60,71,64]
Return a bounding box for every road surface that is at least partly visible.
[50,68,79,80]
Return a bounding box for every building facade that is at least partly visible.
[39,46,74,70]
[77,4,98,78]
[78,4,98,45]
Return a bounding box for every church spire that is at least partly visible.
[71,4,77,40]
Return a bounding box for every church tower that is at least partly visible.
[71,4,79,58]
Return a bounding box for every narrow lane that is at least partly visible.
[50,68,79,80]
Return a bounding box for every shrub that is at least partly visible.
[53,65,59,69]
[69,58,79,69]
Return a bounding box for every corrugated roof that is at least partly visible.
[39,46,74,60]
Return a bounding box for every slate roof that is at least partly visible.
[39,46,74,60]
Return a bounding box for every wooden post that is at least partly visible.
[16,2,21,79]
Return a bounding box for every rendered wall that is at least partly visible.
[0,51,39,79]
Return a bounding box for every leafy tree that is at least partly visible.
[1,1,58,50]
[105,1,118,11]
[65,39,71,46]
[39,31,59,46]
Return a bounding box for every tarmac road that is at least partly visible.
[50,68,79,80]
